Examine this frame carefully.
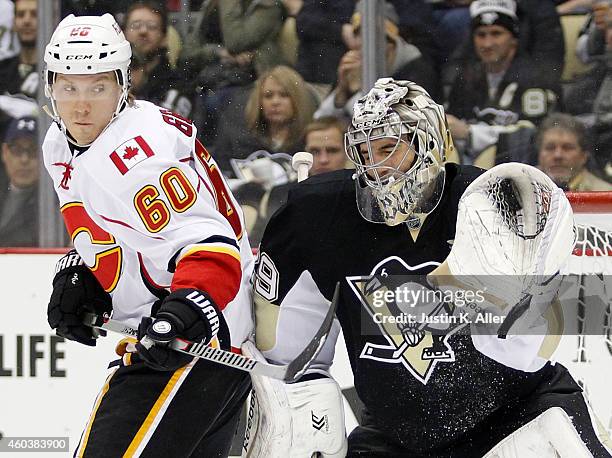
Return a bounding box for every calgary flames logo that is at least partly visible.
[53,161,74,190]
[348,256,465,384]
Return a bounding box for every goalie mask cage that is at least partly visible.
[558,191,612,436]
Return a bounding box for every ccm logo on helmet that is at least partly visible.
[186,291,220,338]
[66,55,93,60]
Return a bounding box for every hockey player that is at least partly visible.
[243,79,612,457]
[42,14,252,457]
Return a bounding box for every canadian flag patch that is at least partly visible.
[109,136,155,175]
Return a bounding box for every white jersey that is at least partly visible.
[43,100,254,347]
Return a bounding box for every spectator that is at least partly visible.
[305,116,348,175]
[429,0,474,64]
[180,0,288,143]
[566,4,612,179]
[230,150,295,246]
[234,117,348,247]
[444,0,565,87]
[0,0,38,99]
[472,121,537,169]
[516,0,565,71]
[0,115,38,247]
[388,0,441,66]
[212,65,317,176]
[0,93,38,151]
[537,113,611,190]
[314,1,441,121]
[575,1,609,62]
[593,8,612,180]
[124,0,192,117]
[446,0,561,159]
[181,0,287,83]
[291,0,354,98]
[0,0,19,62]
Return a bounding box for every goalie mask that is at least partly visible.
[43,13,132,146]
[345,78,453,227]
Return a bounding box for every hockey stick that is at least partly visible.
[83,283,340,382]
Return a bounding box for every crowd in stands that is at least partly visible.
[0,0,610,247]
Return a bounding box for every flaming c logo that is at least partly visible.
[53,162,74,190]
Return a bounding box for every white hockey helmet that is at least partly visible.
[345,78,453,228]
[44,13,132,144]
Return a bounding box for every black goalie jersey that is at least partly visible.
[252,164,610,456]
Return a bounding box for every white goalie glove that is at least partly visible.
[428,163,576,370]
[241,341,348,458]
[450,163,573,279]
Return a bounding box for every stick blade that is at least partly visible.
[283,282,340,382]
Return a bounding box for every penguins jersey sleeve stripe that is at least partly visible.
[255,268,341,376]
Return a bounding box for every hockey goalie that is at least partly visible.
[244,78,612,457]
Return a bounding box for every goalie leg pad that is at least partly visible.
[241,341,347,458]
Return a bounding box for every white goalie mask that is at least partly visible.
[43,13,132,146]
[345,78,454,227]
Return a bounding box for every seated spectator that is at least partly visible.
[180,0,288,142]
[575,0,610,63]
[124,0,192,117]
[0,0,38,99]
[0,0,19,62]
[290,0,354,99]
[229,150,295,246]
[0,93,38,178]
[445,0,565,85]
[446,0,561,160]
[314,1,441,121]
[0,115,38,246]
[429,0,474,64]
[388,0,441,67]
[181,0,287,83]
[304,116,348,175]
[212,65,317,176]
[565,5,612,179]
[473,121,538,168]
[233,117,349,246]
[537,113,611,190]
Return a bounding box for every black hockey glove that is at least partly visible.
[48,250,112,346]
[136,288,229,371]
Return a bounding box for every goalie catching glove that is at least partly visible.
[428,163,575,369]
[136,288,230,371]
[241,340,347,458]
[48,249,112,346]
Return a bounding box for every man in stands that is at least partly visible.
[446,0,561,161]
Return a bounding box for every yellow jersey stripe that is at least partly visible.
[123,364,190,457]
[179,245,241,264]
[76,369,115,457]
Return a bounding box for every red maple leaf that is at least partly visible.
[123,145,139,160]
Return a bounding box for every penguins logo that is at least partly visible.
[347,256,465,384]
